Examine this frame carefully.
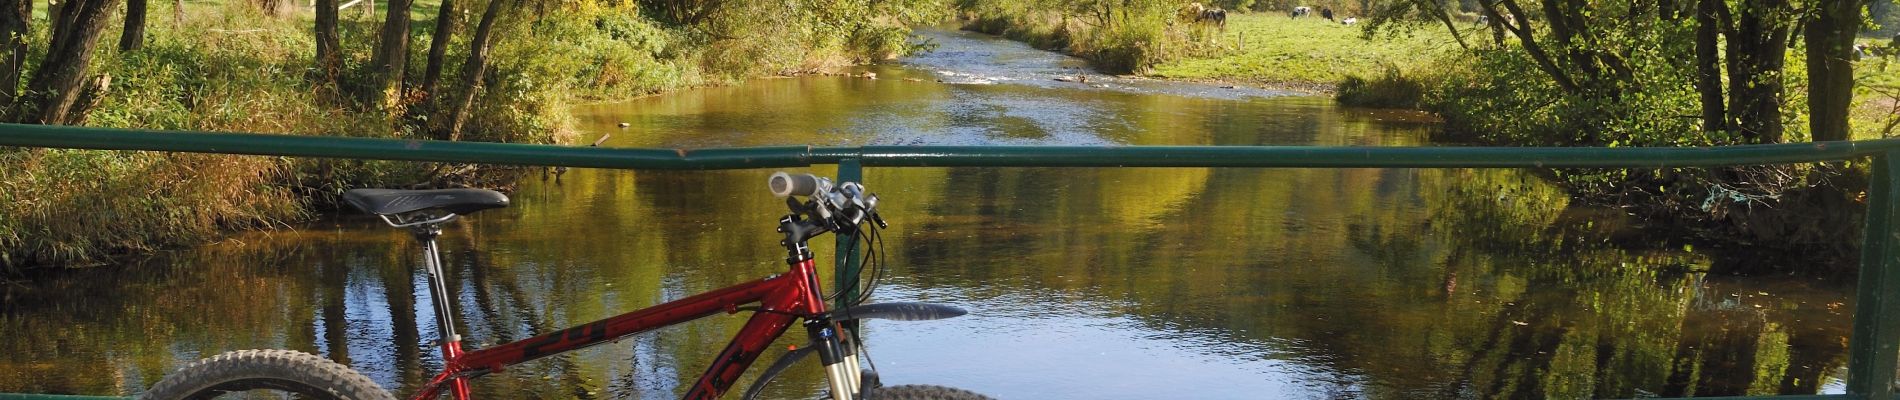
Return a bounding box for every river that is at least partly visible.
[0,29,1859,399]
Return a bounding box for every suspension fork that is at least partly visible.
[808,320,866,400]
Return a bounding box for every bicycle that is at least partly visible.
[141,172,991,400]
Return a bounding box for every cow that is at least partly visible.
[1341,17,1358,26]
[1200,8,1228,30]
[1292,6,1311,18]
[1320,7,1335,21]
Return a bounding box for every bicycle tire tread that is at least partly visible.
[868,384,994,400]
[140,349,393,400]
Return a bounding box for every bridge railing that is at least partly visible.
[3,123,1899,400]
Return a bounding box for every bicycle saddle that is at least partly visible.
[343,188,510,216]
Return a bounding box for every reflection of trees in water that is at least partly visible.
[893,166,1850,398]
[0,236,333,394]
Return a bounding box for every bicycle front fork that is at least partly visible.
[808,321,869,400]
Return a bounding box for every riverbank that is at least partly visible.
[954,7,1451,93]
[1147,13,1453,93]
[0,1,942,271]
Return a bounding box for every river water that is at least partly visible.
[0,29,1861,399]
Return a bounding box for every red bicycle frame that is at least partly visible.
[408,256,833,400]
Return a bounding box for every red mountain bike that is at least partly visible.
[142,172,990,400]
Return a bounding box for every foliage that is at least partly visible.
[1334,65,1423,108]
[691,0,948,78]
[956,0,1191,74]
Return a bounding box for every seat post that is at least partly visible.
[410,223,462,349]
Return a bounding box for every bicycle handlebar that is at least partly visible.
[768,172,826,198]
[768,172,886,231]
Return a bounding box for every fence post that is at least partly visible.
[834,158,864,332]
[1849,151,1900,398]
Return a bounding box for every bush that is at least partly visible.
[1335,67,1425,109]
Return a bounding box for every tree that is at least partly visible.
[418,0,456,100]
[19,0,123,124]
[442,0,509,140]
[0,0,27,107]
[1805,0,1861,142]
[371,0,415,109]
[119,0,144,51]
[1690,0,1793,144]
[1362,0,1472,51]
[315,0,339,84]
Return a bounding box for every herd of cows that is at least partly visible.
[1180,3,1360,31]
[1287,6,1354,25]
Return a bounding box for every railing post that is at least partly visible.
[834,158,864,329]
[1849,151,1900,399]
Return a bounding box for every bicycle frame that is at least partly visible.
[408,255,834,400]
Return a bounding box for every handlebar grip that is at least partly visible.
[768,172,822,197]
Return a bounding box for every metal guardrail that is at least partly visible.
[4,122,1900,400]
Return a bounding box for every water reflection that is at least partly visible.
[0,28,1858,399]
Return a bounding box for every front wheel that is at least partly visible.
[866,384,993,400]
[140,349,394,400]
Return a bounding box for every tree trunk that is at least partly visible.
[251,0,291,17]
[118,0,143,51]
[23,0,122,124]
[371,0,412,109]
[444,0,506,141]
[48,0,66,39]
[1805,0,1859,142]
[64,74,107,125]
[0,0,28,112]
[1693,0,1726,135]
[315,0,339,83]
[1728,0,1789,144]
[419,0,455,100]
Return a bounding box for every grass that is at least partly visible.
[1146,13,1458,90]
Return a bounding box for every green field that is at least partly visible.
[1148,13,1460,90]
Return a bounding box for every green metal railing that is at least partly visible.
[5,122,1900,400]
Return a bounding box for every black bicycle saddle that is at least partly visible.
[343,188,510,216]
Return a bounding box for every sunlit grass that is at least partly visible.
[1148,13,1459,87]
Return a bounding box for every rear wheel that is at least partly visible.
[865,384,992,400]
[141,349,393,400]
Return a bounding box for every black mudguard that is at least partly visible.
[742,342,816,400]
[829,302,967,322]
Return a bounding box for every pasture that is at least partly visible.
[1148,12,1459,90]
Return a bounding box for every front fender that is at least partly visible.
[828,302,967,322]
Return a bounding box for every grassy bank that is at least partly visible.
[1148,13,1454,91]
[1,0,942,271]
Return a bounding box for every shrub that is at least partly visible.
[1335,66,1425,109]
